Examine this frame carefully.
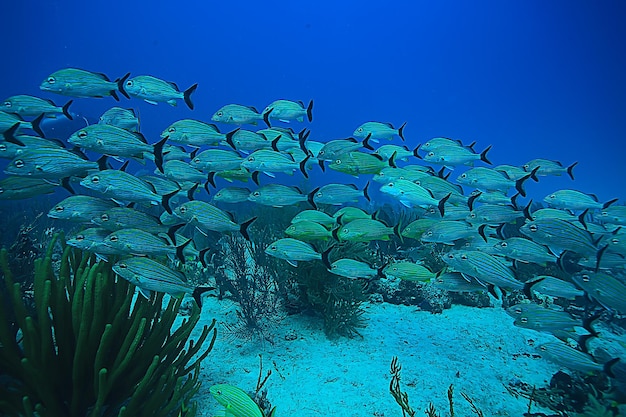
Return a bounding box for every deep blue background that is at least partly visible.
[1,0,625,203]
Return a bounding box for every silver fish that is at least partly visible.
[3,95,73,119]
[40,68,129,100]
[99,107,140,132]
[122,75,197,109]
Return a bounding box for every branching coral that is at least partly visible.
[0,234,217,417]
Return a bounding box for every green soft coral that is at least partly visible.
[0,233,217,417]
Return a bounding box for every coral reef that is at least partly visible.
[0,234,216,417]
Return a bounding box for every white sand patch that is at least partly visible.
[179,298,559,417]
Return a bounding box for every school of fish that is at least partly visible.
[1,67,625,381]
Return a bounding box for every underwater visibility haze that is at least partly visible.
[1,1,626,416]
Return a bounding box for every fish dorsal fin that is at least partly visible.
[133,132,148,143]
[92,71,111,81]
[287,259,298,267]
[248,106,259,113]
[167,81,180,91]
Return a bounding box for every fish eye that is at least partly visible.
[318,150,325,156]
[460,254,468,260]
[3,101,11,108]
[179,206,187,214]
[76,234,85,241]
[582,274,590,282]
[118,263,127,269]
[520,317,528,324]
[126,80,133,87]
[14,160,24,168]
[55,206,64,212]
[601,211,607,216]
[270,246,277,251]
[342,228,348,233]
[334,159,342,165]
[548,194,555,199]
[425,231,432,236]
[109,235,119,242]
[460,174,466,178]
[77,130,88,138]
[332,265,337,269]
[387,182,394,187]
[357,127,363,132]
[168,127,176,133]
[611,238,619,245]
[427,152,435,157]
[523,164,529,170]
[253,192,260,197]
[469,213,476,218]
[47,76,56,84]
[217,111,223,117]
[193,158,200,163]
[0,144,6,151]
[514,307,522,314]
[316,192,323,198]
[500,242,507,247]
[447,254,454,259]
[91,176,100,183]
[392,267,398,271]
[529,224,538,232]
[100,213,109,221]
[247,156,255,162]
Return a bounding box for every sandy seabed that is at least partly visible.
[178,297,560,417]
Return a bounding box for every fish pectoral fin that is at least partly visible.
[286,259,298,267]
[144,99,158,105]
[263,171,276,178]
[137,287,152,299]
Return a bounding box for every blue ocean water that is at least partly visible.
[1,1,625,201]
[1,1,626,416]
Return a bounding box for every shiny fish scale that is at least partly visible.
[113,257,193,297]
[6,148,99,179]
[125,75,182,101]
[210,384,263,417]
[40,68,121,98]
[68,124,153,158]
[520,218,598,256]
[174,200,239,233]
[443,250,522,290]
[92,207,166,233]
[48,195,118,222]
[248,184,308,207]
[492,237,556,266]
[420,220,480,245]
[105,228,177,257]
[80,170,163,205]
[190,149,243,172]
[265,238,321,263]
[329,258,378,279]
[161,119,225,147]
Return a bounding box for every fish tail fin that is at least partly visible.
[566,161,578,180]
[61,177,75,195]
[480,145,492,164]
[318,159,326,172]
[96,155,109,171]
[603,198,619,209]
[388,151,397,168]
[363,181,371,202]
[308,187,319,209]
[192,285,215,309]
[362,133,374,150]
[116,73,131,99]
[523,199,534,220]
[62,100,74,120]
[398,121,407,141]
[207,171,217,189]
[184,83,198,110]
[510,192,520,210]
[198,247,210,268]
[515,172,533,197]
[239,217,257,241]
[225,128,240,150]
[595,244,609,272]
[604,358,620,378]
[477,224,488,243]
[306,99,314,122]
[522,276,545,300]
[111,91,120,101]
[438,193,451,217]
[3,123,24,146]
[175,238,192,264]
[187,183,199,200]
[321,246,333,269]
[578,209,589,230]
[467,192,480,211]
[412,143,421,158]
[32,113,45,137]
[153,136,168,173]
[529,165,540,182]
[263,108,273,128]
[299,155,310,178]
[271,135,282,151]
[299,129,310,153]
[162,190,178,215]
